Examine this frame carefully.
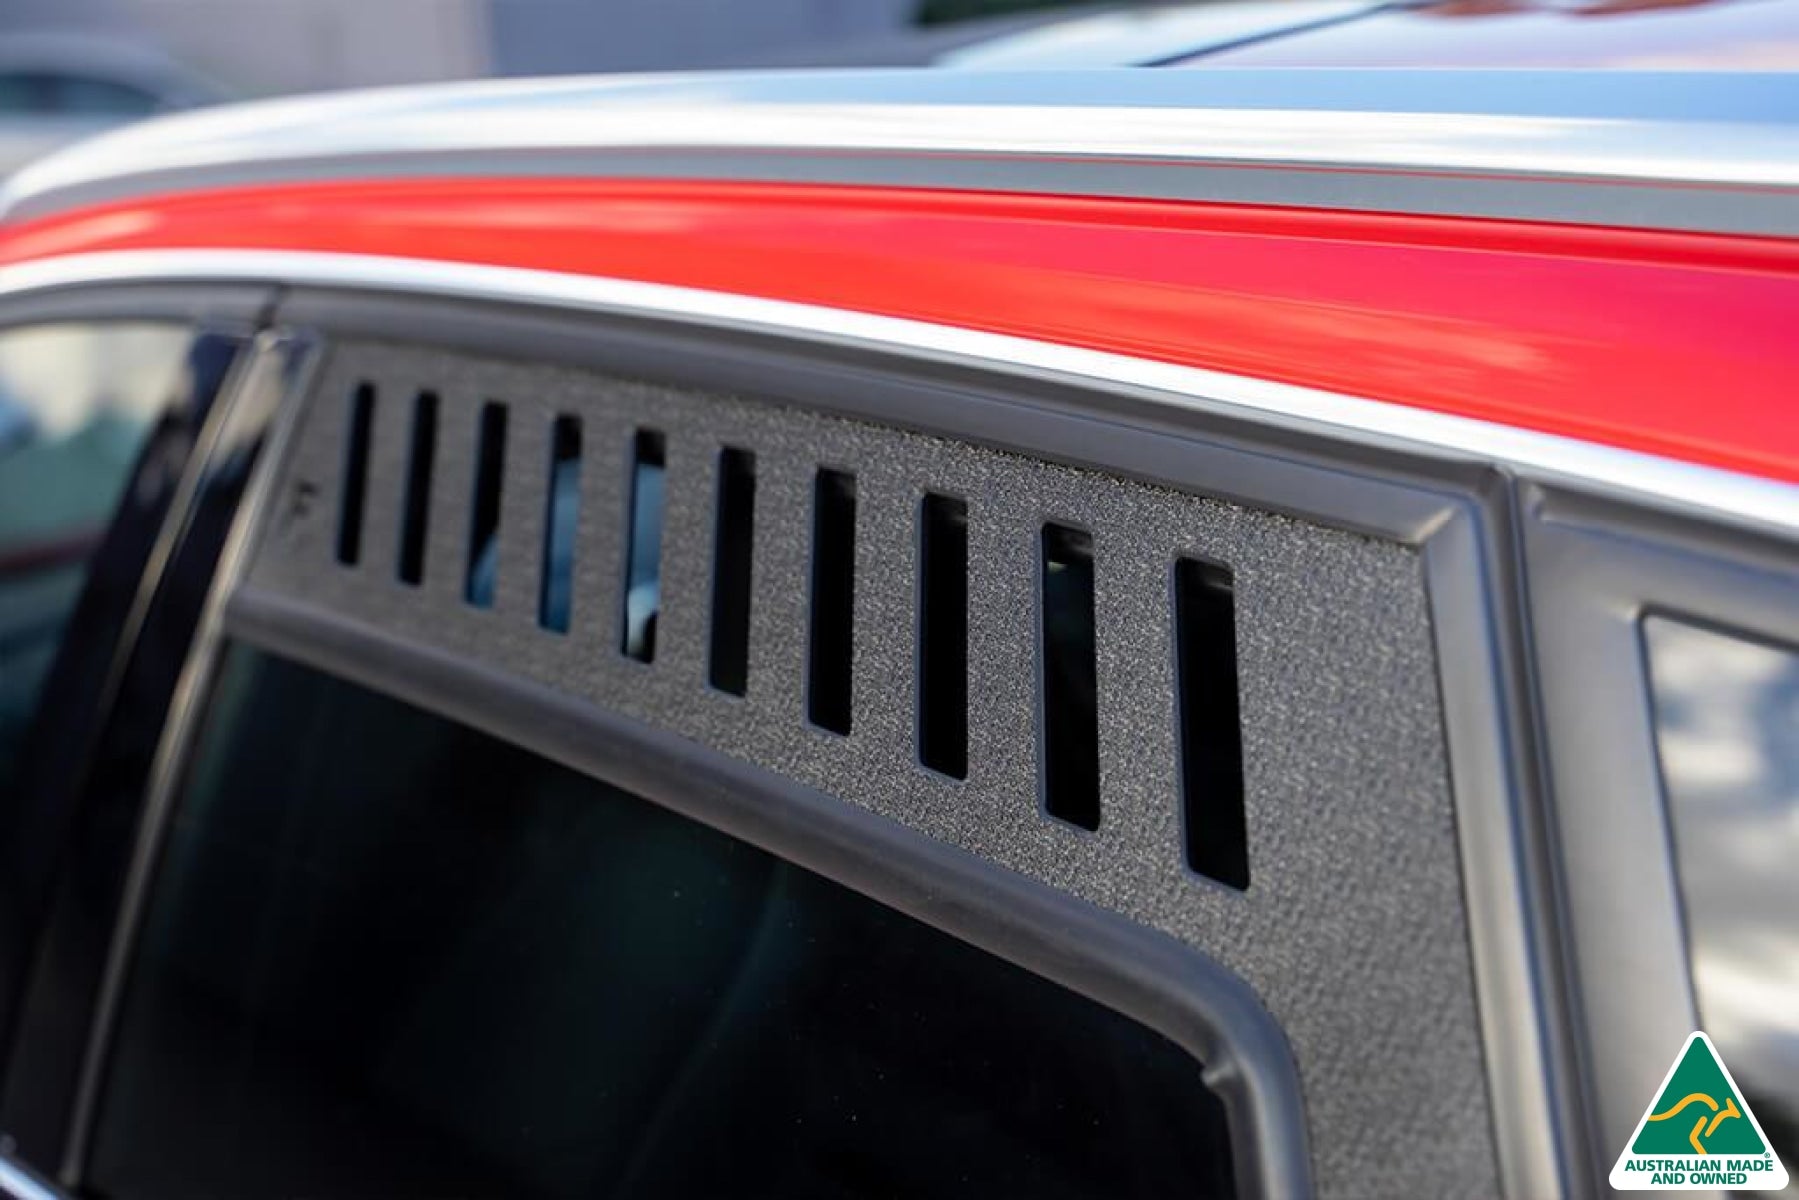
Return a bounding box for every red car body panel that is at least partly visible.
[5,176,1797,483]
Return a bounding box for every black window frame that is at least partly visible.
[194,599,1305,1198]
[0,286,288,1188]
[244,285,1581,1200]
[0,298,1316,1200]
[87,644,1252,1200]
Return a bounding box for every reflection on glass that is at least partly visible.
[1645,617,1799,1174]
[0,322,191,790]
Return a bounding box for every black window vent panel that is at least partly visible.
[255,341,1487,1198]
[314,374,1246,867]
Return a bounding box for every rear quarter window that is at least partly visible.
[88,644,1240,1199]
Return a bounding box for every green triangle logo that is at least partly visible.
[1610,1032,1790,1191]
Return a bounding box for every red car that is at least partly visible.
[0,5,1794,1197]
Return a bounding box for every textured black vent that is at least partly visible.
[1175,558,1247,890]
[320,369,1261,878]
[274,344,1487,1198]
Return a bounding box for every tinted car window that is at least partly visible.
[89,646,1237,1199]
[0,74,38,115]
[0,72,161,117]
[45,75,161,117]
[1644,617,1799,1166]
[0,323,194,791]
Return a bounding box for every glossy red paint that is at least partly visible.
[5,178,1798,482]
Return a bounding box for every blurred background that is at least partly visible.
[0,0,1087,104]
[0,0,1114,175]
[5,0,1797,179]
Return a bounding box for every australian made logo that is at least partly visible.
[1611,1031,1789,1191]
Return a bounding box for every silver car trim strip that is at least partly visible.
[12,151,1799,239]
[4,70,1797,232]
[3,248,1794,539]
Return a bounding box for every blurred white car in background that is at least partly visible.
[0,33,221,176]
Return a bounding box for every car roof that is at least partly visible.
[5,69,1796,227]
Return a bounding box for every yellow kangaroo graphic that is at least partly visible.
[1647,1092,1743,1154]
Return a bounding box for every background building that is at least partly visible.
[0,0,957,97]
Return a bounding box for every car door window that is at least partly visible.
[1644,618,1799,1165]
[0,323,194,791]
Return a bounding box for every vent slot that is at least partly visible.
[708,447,755,696]
[1175,559,1248,889]
[397,391,438,586]
[335,383,375,566]
[1040,523,1099,830]
[917,493,968,779]
[538,415,581,634]
[622,429,666,662]
[807,468,856,735]
[464,401,507,609]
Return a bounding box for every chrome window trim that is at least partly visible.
[2,249,1793,539]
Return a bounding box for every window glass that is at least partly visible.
[0,74,43,115]
[1644,617,1799,1166]
[45,75,161,117]
[0,323,194,790]
[0,72,160,117]
[89,646,1237,1200]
